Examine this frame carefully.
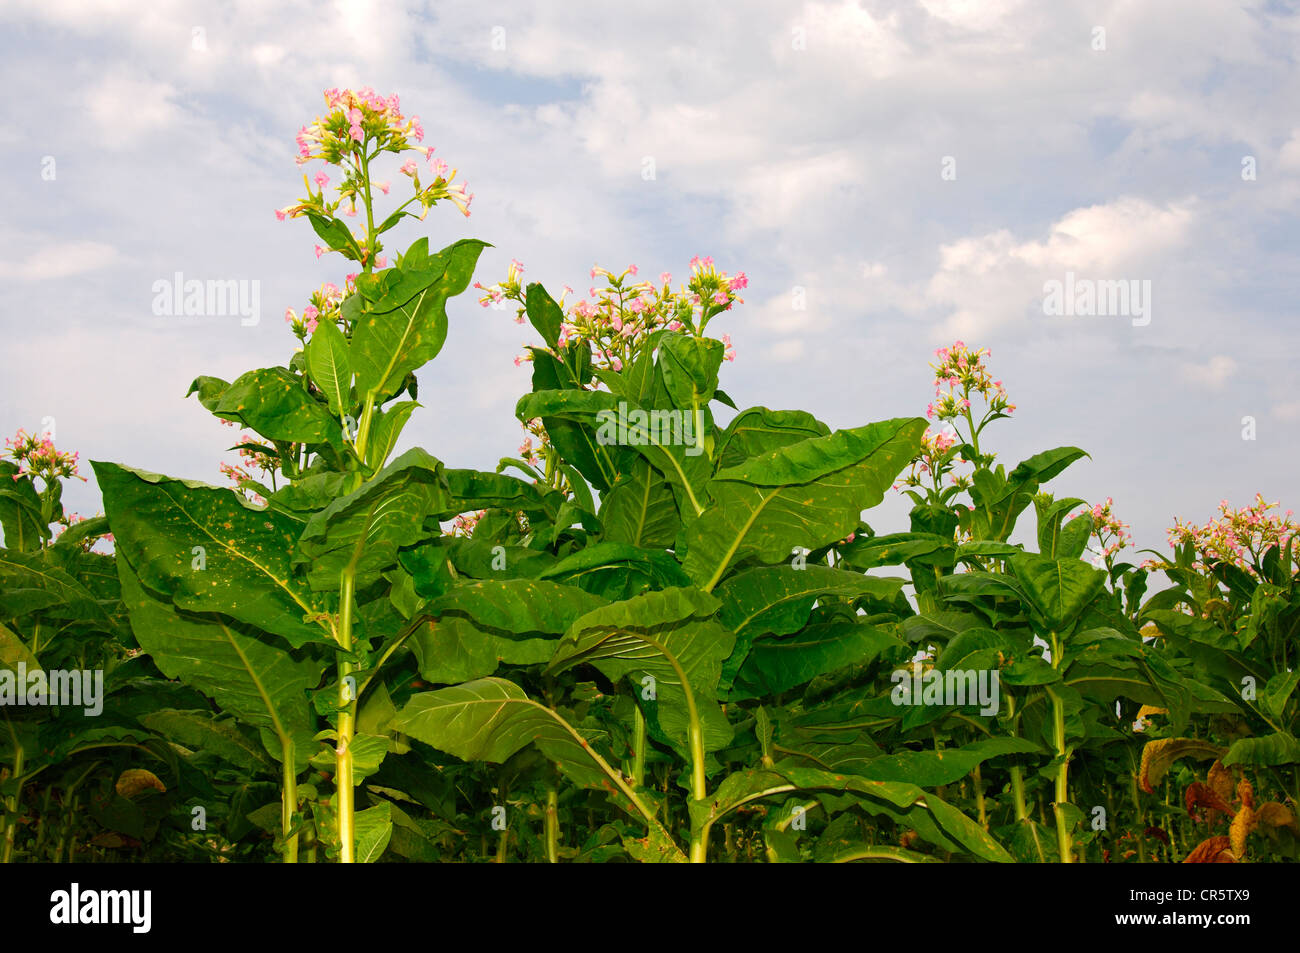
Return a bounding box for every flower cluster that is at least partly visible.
[4,429,86,484]
[285,281,351,339]
[895,427,967,494]
[480,257,745,374]
[451,509,486,537]
[518,417,549,468]
[926,342,1015,422]
[277,86,473,268]
[1166,495,1295,577]
[217,433,278,506]
[1075,497,1132,566]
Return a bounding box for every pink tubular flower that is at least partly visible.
[314,172,330,189]
[400,159,418,177]
[5,429,86,483]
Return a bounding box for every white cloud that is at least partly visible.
[0,241,119,280]
[923,197,1195,339]
[1182,355,1238,389]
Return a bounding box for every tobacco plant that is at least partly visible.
[3,87,1297,863]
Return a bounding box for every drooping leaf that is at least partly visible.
[682,417,926,590]
[214,367,344,449]
[116,557,323,767]
[94,461,334,648]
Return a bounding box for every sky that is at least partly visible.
[1,0,1297,560]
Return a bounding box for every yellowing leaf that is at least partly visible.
[116,768,166,799]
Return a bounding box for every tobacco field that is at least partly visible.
[2,88,1297,865]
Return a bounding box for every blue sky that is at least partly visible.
[2,0,1297,559]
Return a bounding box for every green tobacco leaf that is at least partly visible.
[214,367,343,449]
[1009,553,1107,632]
[841,532,952,571]
[0,621,39,672]
[717,565,907,638]
[412,616,554,684]
[694,763,1008,860]
[0,462,49,551]
[1222,732,1300,768]
[185,375,229,413]
[658,332,724,408]
[116,557,322,767]
[355,801,393,863]
[730,621,903,701]
[394,677,657,825]
[683,417,926,590]
[94,461,334,648]
[715,408,829,469]
[351,239,488,403]
[138,709,274,774]
[1008,447,1089,489]
[298,448,449,590]
[304,318,352,417]
[416,578,607,635]
[599,457,680,549]
[856,737,1042,787]
[364,401,419,472]
[50,515,111,551]
[539,541,692,599]
[0,549,111,623]
[546,587,734,754]
[524,354,619,492]
[518,388,711,516]
[524,282,563,347]
[442,468,549,514]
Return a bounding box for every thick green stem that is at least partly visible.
[336,565,358,863]
[1048,630,1073,863]
[631,704,647,789]
[545,787,559,864]
[1,725,22,863]
[282,737,299,863]
[1050,690,1073,863]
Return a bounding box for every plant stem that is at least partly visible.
[336,565,358,863]
[1,725,22,864]
[545,787,559,863]
[282,738,299,863]
[631,704,647,788]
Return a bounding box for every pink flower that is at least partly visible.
[400,159,418,177]
[314,244,326,259]
[314,172,330,189]
[659,272,672,285]
[374,180,390,195]
[627,264,638,276]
